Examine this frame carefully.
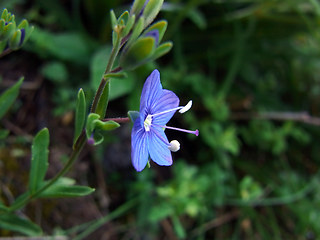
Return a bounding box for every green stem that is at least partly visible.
[90,32,122,113]
[8,31,124,213]
[9,132,87,212]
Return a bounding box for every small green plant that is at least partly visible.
[0,0,179,236]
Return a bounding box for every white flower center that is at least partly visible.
[144,114,152,131]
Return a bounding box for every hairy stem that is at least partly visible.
[91,33,122,113]
[8,31,125,213]
[103,117,130,123]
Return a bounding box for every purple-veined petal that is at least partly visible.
[152,89,180,126]
[131,118,149,171]
[148,126,173,166]
[139,69,163,124]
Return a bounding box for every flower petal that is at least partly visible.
[148,127,173,166]
[152,89,179,126]
[131,118,149,171]
[139,69,163,124]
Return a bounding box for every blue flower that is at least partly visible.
[131,69,199,172]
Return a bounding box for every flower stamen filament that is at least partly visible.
[150,100,192,118]
[161,125,199,136]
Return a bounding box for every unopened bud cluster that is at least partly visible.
[110,0,173,70]
[0,8,34,53]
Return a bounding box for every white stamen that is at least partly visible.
[168,140,180,152]
[151,100,193,118]
[179,100,192,113]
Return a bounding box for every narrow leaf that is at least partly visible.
[143,0,164,27]
[104,72,127,80]
[122,15,136,37]
[172,215,186,239]
[151,41,173,61]
[0,201,8,212]
[29,128,50,194]
[144,20,167,42]
[130,0,146,16]
[0,77,23,119]
[74,88,86,146]
[125,17,144,49]
[9,29,22,50]
[120,37,155,70]
[95,81,110,119]
[0,214,42,236]
[110,9,117,29]
[118,11,129,26]
[94,120,120,131]
[39,185,95,198]
[9,192,29,212]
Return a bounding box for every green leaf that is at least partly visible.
[130,0,146,16]
[0,21,15,41]
[1,9,8,20]
[39,185,95,198]
[148,202,173,222]
[0,201,9,212]
[41,61,68,83]
[104,72,127,80]
[151,41,173,61]
[29,128,50,194]
[109,76,134,100]
[95,81,109,119]
[85,113,120,145]
[17,19,29,30]
[128,111,140,123]
[9,29,22,50]
[171,215,186,239]
[0,40,7,53]
[122,15,136,37]
[92,132,104,146]
[0,129,9,140]
[9,192,29,211]
[0,77,23,119]
[90,46,112,89]
[86,113,100,139]
[74,88,86,146]
[86,113,120,137]
[143,0,164,27]
[120,37,156,70]
[38,177,94,198]
[118,11,129,26]
[188,8,207,30]
[125,17,145,49]
[110,9,117,30]
[94,120,120,131]
[29,28,93,64]
[0,213,42,236]
[144,20,168,42]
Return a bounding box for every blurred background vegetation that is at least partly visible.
[1,0,320,239]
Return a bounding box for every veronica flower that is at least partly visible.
[131,69,199,172]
